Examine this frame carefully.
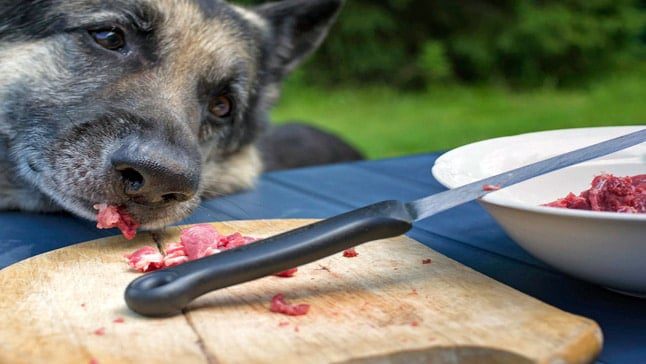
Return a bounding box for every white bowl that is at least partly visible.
[432,126,646,296]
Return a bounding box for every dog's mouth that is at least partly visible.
[18,117,205,231]
[11,106,209,233]
[23,170,198,231]
[71,196,198,231]
[15,150,199,231]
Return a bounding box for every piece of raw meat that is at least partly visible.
[94,204,140,239]
[482,184,501,191]
[343,248,358,257]
[544,174,645,213]
[123,246,164,273]
[269,293,310,316]
[123,225,289,275]
[180,224,223,260]
[274,268,298,277]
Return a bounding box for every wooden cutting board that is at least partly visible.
[0,220,602,364]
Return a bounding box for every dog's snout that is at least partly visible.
[111,143,199,206]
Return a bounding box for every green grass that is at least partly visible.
[271,67,645,159]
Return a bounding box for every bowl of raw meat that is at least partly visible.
[432,126,646,296]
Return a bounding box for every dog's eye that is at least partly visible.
[89,28,125,51]
[209,95,233,118]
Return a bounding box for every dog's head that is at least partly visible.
[0,0,342,228]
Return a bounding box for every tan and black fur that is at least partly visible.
[0,0,358,229]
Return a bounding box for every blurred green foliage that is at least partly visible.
[272,65,646,157]
[236,0,644,88]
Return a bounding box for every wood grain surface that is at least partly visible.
[0,219,602,364]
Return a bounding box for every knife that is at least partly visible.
[125,128,645,316]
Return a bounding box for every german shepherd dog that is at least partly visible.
[0,0,360,229]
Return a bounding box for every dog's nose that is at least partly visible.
[111,143,200,206]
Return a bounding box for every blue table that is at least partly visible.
[1,153,643,363]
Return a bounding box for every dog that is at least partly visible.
[0,0,361,230]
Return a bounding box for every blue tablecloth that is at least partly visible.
[1,153,643,363]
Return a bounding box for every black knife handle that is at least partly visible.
[125,200,414,317]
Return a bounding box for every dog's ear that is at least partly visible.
[255,0,343,78]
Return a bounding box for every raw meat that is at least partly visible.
[275,268,298,277]
[113,317,125,323]
[269,294,310,316]
[93,327,105,336]
[343,248,358,257]
[544,174,645,213]
[123,225,290,275]
[482,184,501,191]
[94,204,140,240]
[124,246,164,273]
[216,232,257,250]
[179,224,223,260]
[161,242,191,268]
[422,258,432,264]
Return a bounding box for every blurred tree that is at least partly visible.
[235,0,644,88]
[418,40,454,83]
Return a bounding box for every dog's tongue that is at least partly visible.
[93,203,140,240]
